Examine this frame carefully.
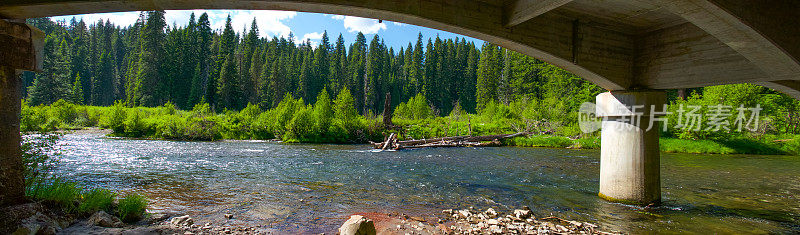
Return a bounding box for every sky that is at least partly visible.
[50,10,484,50]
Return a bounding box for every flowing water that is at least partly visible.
[55,133,799,234]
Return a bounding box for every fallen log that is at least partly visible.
[373,132,527,150]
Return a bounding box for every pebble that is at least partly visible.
[438,207,617,234]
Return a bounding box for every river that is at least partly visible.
[55,133,799,234]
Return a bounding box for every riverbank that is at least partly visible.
[23,100,800,155]
[4,203,616,234]
[52,127,799,156]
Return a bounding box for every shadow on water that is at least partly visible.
[718,138,786,155]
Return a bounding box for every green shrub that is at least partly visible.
[79,188,116,214]
[573,137,600,149]
[50,99,78,127]
[394,93,432,120]
[117,194,148,222]
[285,106,314,142]
[108,101,127,133]
[124,109,148,137]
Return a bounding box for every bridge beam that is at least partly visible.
[596,90,666,205]
[503,0,572,27]
[0,18,41,206]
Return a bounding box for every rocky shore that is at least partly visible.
[3,201,616,234]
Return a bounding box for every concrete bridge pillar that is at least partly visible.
[0,65,24,206]
[596,90,666,205]
[1,19,41,206]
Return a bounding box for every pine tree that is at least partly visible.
[329,34,347,96]
[299,46,315,102]
[134,10,167,107]
[476,42,502,111]
[313,31,330,103]
[189,12,212,107]
[347,32,367,113]
[28,35,73,105]
[72,73,85,104]
[217,54,241,109]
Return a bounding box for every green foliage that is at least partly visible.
[117,194,148,222]
[108,101,127,133]
[27,179,82,212]
[21,133,63,189]
[78,188,116,214]
[507,136,574,148]
[394,93,432,120]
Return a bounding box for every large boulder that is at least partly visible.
[338,215,376,235]
[87,211,123,228]
[12,212,60,235]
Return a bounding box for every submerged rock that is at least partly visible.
[338,215,376,235]
[169,215,193,227]
[87,211,123,228]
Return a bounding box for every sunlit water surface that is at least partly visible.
[56,133,800,233]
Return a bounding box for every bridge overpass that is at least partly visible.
[1,0,799,207]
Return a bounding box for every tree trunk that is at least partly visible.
[382,92,392,127]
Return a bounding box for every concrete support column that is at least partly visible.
[596,90,666,205]
[0,65,24,206]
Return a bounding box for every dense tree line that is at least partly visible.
[23,11,602,117]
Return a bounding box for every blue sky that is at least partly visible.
[51,10,483,51]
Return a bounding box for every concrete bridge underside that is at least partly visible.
[1,0,799,206]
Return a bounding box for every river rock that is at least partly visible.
[338,215,376,235]
[458,210,472,218]
[513,209,532,219]
[224,213,234,219]
[88,211,123,228]
[485,208,498,216]
[170,215,193,226]
[487,219,500,225]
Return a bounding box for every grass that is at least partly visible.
[659,138,738,154]
[78,188,116,215]
[27,180,146,222]
[27,179,82,212]
[506,135,575,148]
[660,138,788,155]
[117,194,148,223]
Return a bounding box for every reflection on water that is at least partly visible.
[57,133,799,233]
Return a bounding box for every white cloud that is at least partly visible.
[301,32,323,41]
[297,32,323,48]
[331,15,386,34]
[198,10,296,38]
[392,22,405,26]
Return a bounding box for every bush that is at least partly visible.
[108,101,127,133]
[117,194,148,222]
[285,106,314,142]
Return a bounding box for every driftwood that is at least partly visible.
[372,132,528,150]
